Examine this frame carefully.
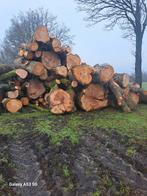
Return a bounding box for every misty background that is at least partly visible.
[0,0,147,74]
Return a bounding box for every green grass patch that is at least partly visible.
[0,104,147,147]
[142,82,147,90]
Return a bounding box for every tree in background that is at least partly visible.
[0,8,73,65]
[75,0,147,86]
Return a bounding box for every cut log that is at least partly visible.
[113,73,129,88]
[78,84,108,111]
[39,68,48,80]
[23,51,34,60]
[126,92,139,110]
[7,90,19,99]
[109,80,131,112]
[33,25,50,43]
[42,51,61,70]
[16,69,28,79]
[109,80,124,106]
[27,80,46,99]
[139,91,147,104]
[66,54,81,70]
[25,61,45,76]
[51,38,62,53]
[49,88,75,114]
[54,66,68,78]
[71,80,78,88]
[19,42,39,52]
[94,64,114,83]
[2,98,22,113]
[20,97,29,106]
[71,64,93,85]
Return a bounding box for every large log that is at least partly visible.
[33,26,50,43]
[113,73,129,88]
[27,80,46,99]
[42,51,61,70]
[109,80,131,112]
[66,54,81,70]
[71,64,93,85]
[126,92,139,110]
[25,61,45,76]
[78,84,108,111]
[2,98,22,113]
[94,64,114,83]
[49,88,75,114]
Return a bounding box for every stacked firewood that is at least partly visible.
[0,25,146,114]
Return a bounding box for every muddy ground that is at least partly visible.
[0,107,147,196]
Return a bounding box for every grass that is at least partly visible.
[0,104,147,147]
[142,82,147,90]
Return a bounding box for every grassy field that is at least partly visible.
[0,104,147,147]
[142,82,147,90]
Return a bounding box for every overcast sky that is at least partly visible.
[0,0,147,73]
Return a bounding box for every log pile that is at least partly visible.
[0,25,146,114]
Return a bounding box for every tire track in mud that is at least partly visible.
[83,134,147,195]
[9,132,50,196]
[91,129,147,176]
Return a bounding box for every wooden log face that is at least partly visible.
[66,54,81,70]
[79,84,108,111]
[5,99,22,113]
[16,69,28,79]
[51,38,62,53]
[113,73,129,88]
[49,89,74,114]
[33,26,50,43]
[27,80,46,99]
[54,66,68,78]
[26,61,45,76]
[94,64,114,83]
[72,64,93,85]
[42,51,61,70]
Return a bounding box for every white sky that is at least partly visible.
[0,0,147,73]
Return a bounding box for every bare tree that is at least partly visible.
[75,0,147,86]
[0,8,74,65]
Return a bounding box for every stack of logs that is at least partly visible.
[0,25,147,114]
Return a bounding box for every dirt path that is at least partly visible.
[9,132,50,196]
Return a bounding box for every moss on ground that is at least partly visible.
[0,104,147,147]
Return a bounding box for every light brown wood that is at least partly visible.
[78,84,108,111]
[71,80,78,88]
[113,73,129,88]
[3,98,22,113]
[39,68,48,80]
[16,69,28,79]
[27,80,46,99]
[21,97,29,106]
[7,90,19,99]
[66,54,81,70]
[94,64,114,83]
[54,66,68,78]
[51,38,62,52]
[126,92,139,110]
[49,88,74,114]
[25,61,45,76]
[71,64,93,85]
[33,25,50,43]
[42,51,61,70]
